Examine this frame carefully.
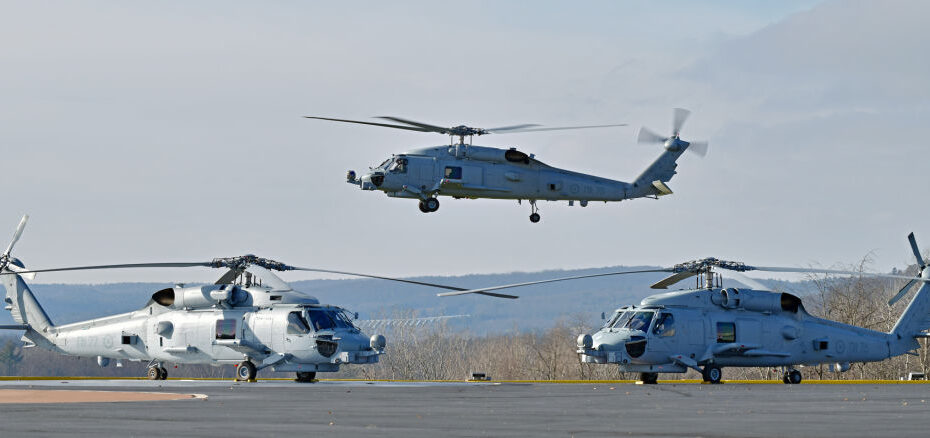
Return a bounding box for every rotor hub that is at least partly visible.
[210,255,295,272]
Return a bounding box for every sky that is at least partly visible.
[2,0,928,285]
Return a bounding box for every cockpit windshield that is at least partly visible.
[377,158,392,169]
[306,308,356,331]
[611,310,654,332]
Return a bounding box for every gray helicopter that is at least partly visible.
[305,109,706,222]
[433,236,930,384]
[0,216,487,381]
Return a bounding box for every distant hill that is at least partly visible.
[0,266,817,333]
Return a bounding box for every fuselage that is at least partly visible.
[579,288,893,373]
[358,145,633,202]
[44,284,381,373]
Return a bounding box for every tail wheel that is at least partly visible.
[702,365,722,384]
[236,361,257,381]
[296,371,317,383]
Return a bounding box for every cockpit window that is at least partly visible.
[377,158,392,169]
[604,311,623,328]
[389,158,408,173]
[653,313,675,337]
[623,311,654,332]
[306,309,355,331]
[610,311,634,329]
[286,311,311,335]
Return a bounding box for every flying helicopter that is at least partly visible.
[431,235,930,384]
[305,108,707,222]
[0,215,494,382]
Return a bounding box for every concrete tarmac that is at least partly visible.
[0,379,928,437]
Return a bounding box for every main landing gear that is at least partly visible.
[782,368,802,384]
[418,197,440,213]
[146,363,168,380]
[639,372,659,384]
[296,371,317,383]
[701,365,722,384]
[236,360,257,381]
[529,200,541,223]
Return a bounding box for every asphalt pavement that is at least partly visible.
[0,379,927,437]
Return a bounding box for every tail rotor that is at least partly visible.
[888,233,927,306]
[637,108,708,158]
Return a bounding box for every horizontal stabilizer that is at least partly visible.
[651,180,673,196]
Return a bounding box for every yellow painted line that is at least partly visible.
[1,376,928,384]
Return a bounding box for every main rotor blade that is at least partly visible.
[484,124,540,133]
[750,266,925,282]
[304,116,431,133]
[888,279,917,306]
[687,141,708,157]
[376,116,451,134]
[908,232,926,270]
[3,214,29,257]
[672,107,691,136]
[491,123,627,134]
[637,127,666,143]
[437,269,671,297]
[289,267,518,299]
[651,271,697,289]
[1,262,213,275]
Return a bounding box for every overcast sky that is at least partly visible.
[2,0,928,285]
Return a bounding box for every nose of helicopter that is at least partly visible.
[357,172,383,190]
[587,330,647,360]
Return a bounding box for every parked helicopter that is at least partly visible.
[432,236,930,384]
[305,108,707,222]
[0,216,492,382]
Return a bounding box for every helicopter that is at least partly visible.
[305,108,707,222]
[0,215,493,382]
[431,236,930,384]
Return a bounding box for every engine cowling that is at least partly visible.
[720,288,801,313]
[152,285,243,309]
[449,146,531,164]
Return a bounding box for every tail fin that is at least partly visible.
[889,233,930,355]
[0,215,55,338]
[631,148,687,197]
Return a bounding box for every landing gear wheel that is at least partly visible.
[418,201,429,213]
[425,198,440,212]
[640,372,659,384]
[158,367,168,380]
[147,366,161,380]
[528,200,541,223]
[784,369,802,384]
[702,365,722,384]
[296,371,317,383]
[236,361,257,381]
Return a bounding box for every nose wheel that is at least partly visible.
[418,198,440,213]
[529,200,541,223]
